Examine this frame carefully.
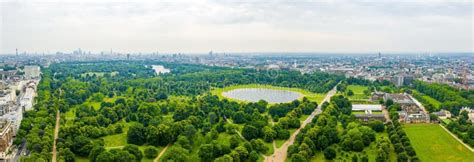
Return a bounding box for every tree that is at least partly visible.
[89,146,105,162]
[242,125,259,140]
[291,153,308,162]
[347,90,354,96]
[127,123,146,145]
[144,146,158,159]
[353,140,364,152]
[323,147,336,160]
[123,145,143,162]
[250,139,268,154]
[176,135,192,150]
[249,151,260,162]
[215,155,233,162]
[96,151,114,162]
[209,112,219,125]
[59,148,75,162]
[368,120,385,132]
[397,152,408,162]
[263,126,277,142]
[161,146,190,162]
[198,144,215,162]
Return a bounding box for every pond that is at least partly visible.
[222,88,302,103]
[151,65,170,75]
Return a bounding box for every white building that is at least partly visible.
[23,66,40,79]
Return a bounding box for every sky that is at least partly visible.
[0,0,473,54]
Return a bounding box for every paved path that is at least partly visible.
[153,144,170,162]
[439,124,474,152]
[264,86,338,162]
[52,110,60,162]
[408,94,428,113]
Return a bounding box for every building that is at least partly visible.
[352,104,382,113]
[23,66,40,79]
[354,114,386,122]
[460,107,474,122]
[0,120,13,160]
[370,92,385,102]
[20,81,37,111]
[352,104,386,122]
[385,93,430,123]
[433,109,452,120]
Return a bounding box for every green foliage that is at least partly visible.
[144,146,158,159]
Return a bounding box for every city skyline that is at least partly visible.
[1,0,473,54]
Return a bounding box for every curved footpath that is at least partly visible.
[52,110,60,162]
[264,85,338,162]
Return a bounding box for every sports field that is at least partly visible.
[403,124,474,162]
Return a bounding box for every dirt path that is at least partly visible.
[52,110,60,162]
[439,124,474,152]
[264,85,338,162]
[153,144,170,162]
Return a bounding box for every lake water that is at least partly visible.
[222,88,302,103]
[151,65,170,75]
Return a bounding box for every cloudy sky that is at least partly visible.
[0,0,472,54]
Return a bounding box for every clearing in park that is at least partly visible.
[403,124,474,162]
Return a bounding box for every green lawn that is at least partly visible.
[211,84,325,104]
[421,95,441,108]
[345,85,370,100]
[102,121,130,148]
[403,124,474,162]
[347,85,368,94]
[264,142,275,155]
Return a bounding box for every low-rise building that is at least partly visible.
[433,109,452,120]
[0,120,13,160]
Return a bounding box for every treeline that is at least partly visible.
[412,80,474,115]
[384,100,419,162]
[446,111,474,147]
[287,95,385,161]
[17,69,57,161]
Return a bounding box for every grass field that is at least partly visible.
[102,121,130,148]
[403,124,474,162]
[420,95,441,108]
[345,85,370,100]
[211,84,326,104]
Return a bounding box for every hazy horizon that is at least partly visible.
[1,0,473,54]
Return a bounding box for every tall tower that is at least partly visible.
[16,48,18,57]
[378,52,381,58]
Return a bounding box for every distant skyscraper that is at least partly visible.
[378,52,381,58]
[15,48,18,57]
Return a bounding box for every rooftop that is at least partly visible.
[352,104,383,111]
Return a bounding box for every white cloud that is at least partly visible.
[0,0,472,54]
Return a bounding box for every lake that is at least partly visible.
[222,88,302,103]
[151,65,170,75]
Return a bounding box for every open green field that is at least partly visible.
[420,95,441,108]
[211,84,325,103]
[403,124,474,162]
[344,85,370,100]
[102,121,130,148]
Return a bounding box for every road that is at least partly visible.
[51,110,60,162]
[52,88,62,162]
[264,85,338,162]
[153,144,170,162]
